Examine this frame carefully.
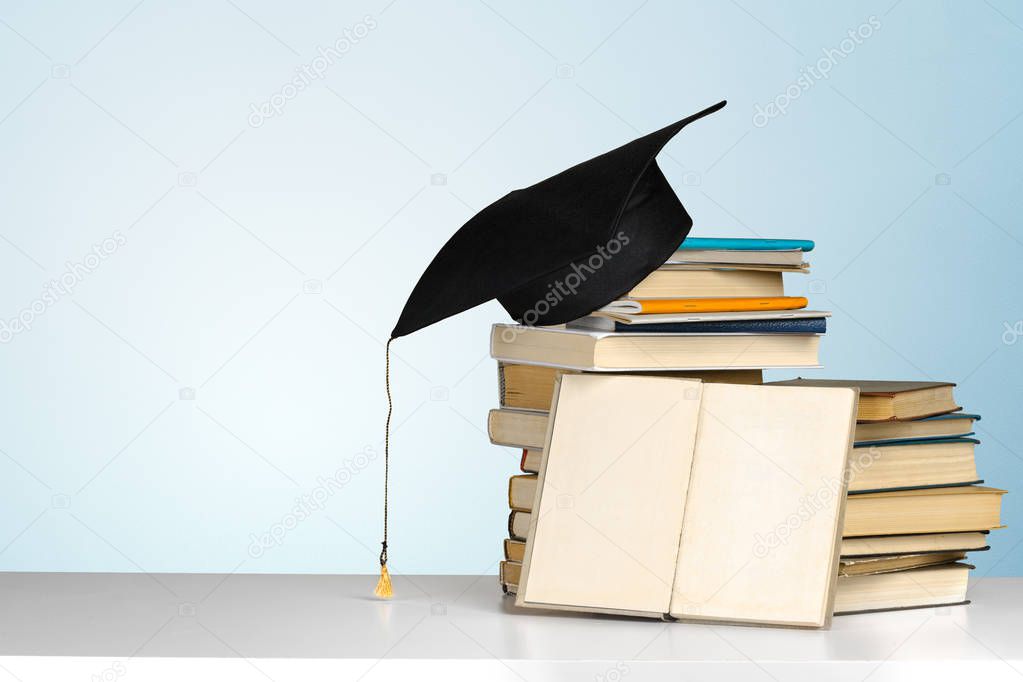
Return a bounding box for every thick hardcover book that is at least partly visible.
[845,437,980,492]
[508,511,530,541]
[508,475,537,512]
[838,550,966,576]
[843,486,1004,536]
[488,408,548,450]
[853,413,979,444]
[767,378,959,422]
[840,531,989,557]
[491,325,821,371]
[504,539,526,563]
[625,268,784,298]
[519,449,541,474]
[515,374,857,628]
[833,563,972,614]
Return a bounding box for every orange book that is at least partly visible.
[604,296,807,315]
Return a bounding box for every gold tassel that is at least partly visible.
[374,338,394,598]
[374,563,393,599]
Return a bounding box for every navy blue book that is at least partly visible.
[571,316,826,334]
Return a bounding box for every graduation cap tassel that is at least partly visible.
[374,338,394,599]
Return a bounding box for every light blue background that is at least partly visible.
[0,0,1020,578]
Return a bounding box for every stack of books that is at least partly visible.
[487,237,830,595]
[489,238,1008,618]
[769,378,1005,614]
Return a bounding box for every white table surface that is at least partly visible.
[0,573,1020,681]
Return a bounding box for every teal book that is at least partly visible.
[679,237,815,251]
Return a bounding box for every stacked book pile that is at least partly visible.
[489,237,1007,617]
[769,378,1005,613]
[487,237,829,594]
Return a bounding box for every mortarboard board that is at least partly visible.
[375,100,727,598]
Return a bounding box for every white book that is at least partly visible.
[665,248,805,267]
[515,374,858,628]
[490,324,822,371]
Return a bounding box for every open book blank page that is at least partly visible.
[517,374,702,615]
[670,383,857,627]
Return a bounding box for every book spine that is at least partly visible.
[509,474,538,512]
[497,362,507,407]
[489,324,500,360]
[486,409,498,443]
[507,511,530,540]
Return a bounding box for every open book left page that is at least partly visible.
[516,374,703,616]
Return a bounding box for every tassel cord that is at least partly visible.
[381,337,392,567]
[374,338,394,599]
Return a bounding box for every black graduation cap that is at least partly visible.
[374,100,727,597]
[393,99,727,338]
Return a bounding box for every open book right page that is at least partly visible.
[669,383,858,627]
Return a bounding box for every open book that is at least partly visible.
[515,374,858,628]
